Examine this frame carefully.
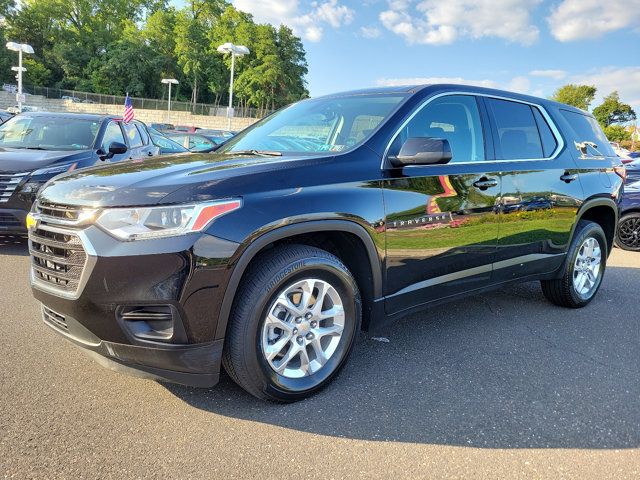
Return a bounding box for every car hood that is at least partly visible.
[0,147,92,173]
[38,152,321,207]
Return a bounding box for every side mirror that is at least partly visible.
[105,141,128,159]
[390,137,452,167]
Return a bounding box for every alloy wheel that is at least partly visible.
[572,237,602,297]
[261,278,345,379]
[617,216,640,249]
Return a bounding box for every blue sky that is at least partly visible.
[179,0,640,110]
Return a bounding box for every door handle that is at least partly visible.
[473,177,498,190]
[148,151,154,156]
[560,172,577,183]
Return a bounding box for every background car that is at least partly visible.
[610,141,634,164]
[198,129,235,145]
[148,127,189,154]
[624,159,640,182]
[616,179,640,251]
[165,132,217,152]
[0,110,13,124]
[150,122,175,132]
[173,125,199,133]
[0,112,160,234]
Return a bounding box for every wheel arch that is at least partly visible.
[573,197,619,254]
[214,220,383,340]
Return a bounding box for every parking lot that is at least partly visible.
[1,235,639,479]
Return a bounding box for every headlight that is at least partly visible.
[95,199,241,241]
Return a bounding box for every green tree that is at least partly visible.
[592,91,637,128]
[603,125,631,143]
[551,84,597,110]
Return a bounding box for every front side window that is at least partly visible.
[219,94,407,155]
[101,121,125,150]
[389,95,486,163]
[0,115,99,150]
[487,98,543,160]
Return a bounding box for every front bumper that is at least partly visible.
[30,223,240,387]
[40,305,223,387]
[0,207,28,234]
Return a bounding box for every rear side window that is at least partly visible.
[135,123,150,145]
[560,110,615,157]
[123,123,143,148]
[532,108,558,157]
[487,98,543,160]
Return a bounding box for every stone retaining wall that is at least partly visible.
[0,91,258,130]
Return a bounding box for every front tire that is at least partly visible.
[615,213,640,251]
[541,220,607,308]
[222,244,361,402]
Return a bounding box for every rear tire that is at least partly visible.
[222,244,361,402]
[541,220,607,308]
[615,213,640,251]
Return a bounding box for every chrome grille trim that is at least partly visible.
[42,306,68,331]
[30,224,87,293]
[0,171,28,203]
[29,202,96,299]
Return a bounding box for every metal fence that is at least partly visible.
[21,84,273,118]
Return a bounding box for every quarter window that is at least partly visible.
[560,110,615,157]
[390,95,485,163]
[487,98,543,160]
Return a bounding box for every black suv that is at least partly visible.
[28,85,623,402]
[0,113,159,234]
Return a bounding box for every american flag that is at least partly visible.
[123,94,134,123]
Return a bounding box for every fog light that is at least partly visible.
[117,305,186,343]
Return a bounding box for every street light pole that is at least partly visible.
[217,43,250,130]
[6,42,34,113]
[161,78,179,123]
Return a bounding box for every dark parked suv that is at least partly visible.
[0,113,159,234]
[28,85,624,402]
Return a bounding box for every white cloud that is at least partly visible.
[548,0,640,42]
[377,75,530,94]
[233,0,354,42]
[376,67,640,112]
[569,67,640,111]
[529,69,567,80]
[376,76,500,88]
[379,0,540,45]
[360,26,382,38]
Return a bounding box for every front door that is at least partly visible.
[383,94,501,314]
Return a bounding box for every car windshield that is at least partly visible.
[219,94,407,155]
[0,115,100,150]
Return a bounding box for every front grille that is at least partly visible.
[36,203,84,222]
[0,212,21,228]
[42,306,68,331]
[30,225,87,294]
[0,172,28,203]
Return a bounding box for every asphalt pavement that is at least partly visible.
[1,234,639,479]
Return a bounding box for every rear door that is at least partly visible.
[383,94,501,314]
[483,97,583,280]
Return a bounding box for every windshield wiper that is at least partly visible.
[23,146,49,150]
[227,149,282,157]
